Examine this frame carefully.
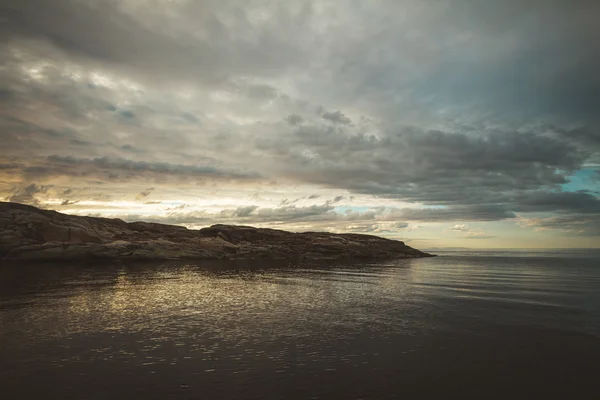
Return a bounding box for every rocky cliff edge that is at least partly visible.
[0,202,433,262]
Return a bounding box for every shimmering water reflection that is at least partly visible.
[1,252,599,399]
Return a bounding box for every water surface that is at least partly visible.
[1,250,599,399]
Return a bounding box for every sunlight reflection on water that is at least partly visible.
[1,252,600,399]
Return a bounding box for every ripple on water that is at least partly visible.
[1,252,600,398]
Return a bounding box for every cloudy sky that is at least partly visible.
[1,0,599,249]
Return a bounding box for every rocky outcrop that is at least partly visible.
[0,202,433,262]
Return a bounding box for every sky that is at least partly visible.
[1,0,599,249]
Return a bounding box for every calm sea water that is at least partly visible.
[1,250,599,399]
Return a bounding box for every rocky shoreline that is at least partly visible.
[0,202,433,262]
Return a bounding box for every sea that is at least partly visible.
[1,249,599,399]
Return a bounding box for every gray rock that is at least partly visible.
[0,202,434,261]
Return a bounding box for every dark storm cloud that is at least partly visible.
[1,0,600,237]
[520,214,600,237]
[321,110,352,125]
[0,56,220,167]
[246,205,338,223]
[264,123,587,206]
[18,155,261,183]
[325,196,345,205]
[232,205,259,218]
[285,114,304,126]
[514,190,600,237]
[327,0,600,123]
[0,0,309,85]
[514,191,600,214]
[2,0,599,124]
[7,183,52,206]
[391,205,516,222]
[0,163,20,170]
[121,145,141,153]
[553,127,600,148]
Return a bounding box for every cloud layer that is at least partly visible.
[1,0,599,247]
